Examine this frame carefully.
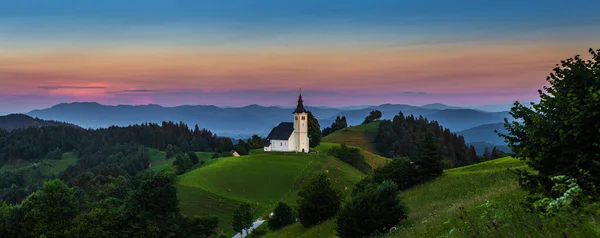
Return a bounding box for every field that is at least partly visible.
[322,121,380,154]
[177,150,367,235]
[264,157,599,237]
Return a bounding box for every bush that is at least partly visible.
[268,202,296,230]
[336,181,407,238]
[297,173,342,228]
[372,157,418,190]
[328,144,372,174]
[46,148,62,160]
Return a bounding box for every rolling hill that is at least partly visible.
[322,122,381,155]
[426,109,512,131]
[176,145,385,235]
[0,114,78,131]
[265,157,597,238]
[457,122,508,145]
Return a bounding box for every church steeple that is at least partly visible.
[294,87,307,114]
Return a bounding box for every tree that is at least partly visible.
[46,148,62,160]
[372,157,418,190]
[178,216,219,238]
[415,134,444,183]
[173,154,193,175]
[232,203,253,236]
[123,171,180,237]
[166,144,175,159]
[187,152,200,165]
[336,181,407,238]
[307,111,322,148]
[268,202,296,230]
[249,135,264,149]
[498,48,600,198]
[297,173,341,227]
[363,110,382,124]
[482,147,491,161]
[22,179,77,238]
[328,144,372,174]
[468,145,478,164]
[490,147,500,159]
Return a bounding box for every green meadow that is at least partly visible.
[1,152,78,186]
[322,122,381,154]
[264,157,599,238]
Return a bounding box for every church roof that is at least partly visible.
[266,122,294,140]
[293,93,307,114]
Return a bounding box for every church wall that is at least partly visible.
[271,140,290,152]
[287,133,297,152]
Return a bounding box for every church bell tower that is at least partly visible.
[293,88,309,153]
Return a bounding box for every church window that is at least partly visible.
[302,116,305,120]
[280,142,282,146]
[295,116,298,120]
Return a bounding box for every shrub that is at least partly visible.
[372,157,418,190]
[328,144,372,174]
[336,181,407,238]
[268,202,296,230]
[248,226,268,237]
[297,173,342,228]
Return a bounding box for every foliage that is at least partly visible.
[498,48,600,202]
[297,173,342,228]
[328,144,372,174]
[307,111,322,148]
[375,113,477,168]
[531,175,586,215]
[232,203,253,236]
[362,110,382,125]
[45,148,62,160]
[268,202,296,230]
[322,116,348,137]
[21,179,77,238]
[234,140,250,155]
[248,226,268,237]
[173,153,193,175]
[187,152,200,165]
[247,134,265,149]
[336,181,407,238]
[372,157,418,190]
[414,133,444,183]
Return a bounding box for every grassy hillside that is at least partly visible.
[318,142,389,172]
[148,149,213,172]
[0,152,78,186]
[177,149,367,234]
[322,122,381,154]
[265,157,598,238]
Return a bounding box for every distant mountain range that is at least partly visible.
[457,123,508,145]
[0,114,79,131]
[25,102,515,140]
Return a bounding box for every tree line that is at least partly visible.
[375,112,479,168]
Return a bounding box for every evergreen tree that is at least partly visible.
[336,181,407,238]
[187,152,200,165]
[373,157,418,190]
[415,134,444,183]
[307,111,322,148]
[297,173,341,227]
[268,202,296,230]
[22,179,77,238]
[166,144,175,159]
[483,147,491,161]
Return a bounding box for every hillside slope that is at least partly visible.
[322,122,381,155]
[177,149,367,234]
[266,157,596,237]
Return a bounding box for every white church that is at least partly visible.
[263,92,310,153]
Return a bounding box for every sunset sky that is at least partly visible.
[1,0,599,112]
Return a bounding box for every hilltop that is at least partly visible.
[322,122,381,155]
[0,114,78,131]
[176,145,387,235]
[25,102,512,138]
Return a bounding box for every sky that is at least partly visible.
[1,0,599,112]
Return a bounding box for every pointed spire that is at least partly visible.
[294,87,307,114]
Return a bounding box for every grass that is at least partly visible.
[148,148,213,172]
[390,157,598,238]
[177,149,367,235]
[1,152,78,186]
[265,157,599,237]
[317,142,390,172]
[322,121,381,154]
